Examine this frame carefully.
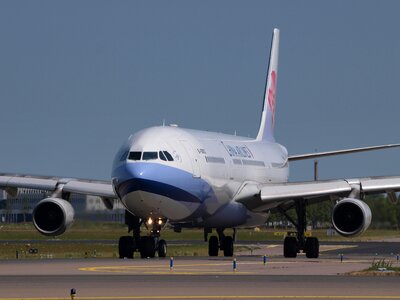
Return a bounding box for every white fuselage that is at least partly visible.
[111,126,289,228]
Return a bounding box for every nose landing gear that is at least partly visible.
[118,211,168,259]
[138,235,167,258]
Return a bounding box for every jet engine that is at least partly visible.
[32,198,74,236]
[332,198,371,237]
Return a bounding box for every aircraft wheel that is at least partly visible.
[158,239,167,258]
[305,237,319,258]
[140,236,156,258]
[283,236,297,258]
[208,236,219,256]
[223,236,234,257]
[118,236,134,259]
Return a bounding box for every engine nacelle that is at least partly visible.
[332,198,372,237]
[32,198,74,236]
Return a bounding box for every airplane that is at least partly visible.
[1,28,400,259]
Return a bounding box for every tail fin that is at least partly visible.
[256,28,280,142]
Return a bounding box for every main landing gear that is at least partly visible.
[205,228,235,257]
[118,212,167,259]
[280,200,319,258]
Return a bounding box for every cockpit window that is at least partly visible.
[128,151,142,161]
[142,152,158,160]
[159,151,167,161]
[163,151,174,161]
[127,151,173,161]
[159,151,174,161]
[120,151,129,161]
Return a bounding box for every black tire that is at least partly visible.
[119,236,134,259]
[223,236,234,257]
[148,238,156,258]
[139,237,148,258]
[158,239,167,258]
[283,236,297,258]
[208,236,219,256]
[140,236,156,258]
[305,237,319,258]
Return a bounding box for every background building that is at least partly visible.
[0,188,125,223]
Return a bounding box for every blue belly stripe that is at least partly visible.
[112,162,216,204]
[116,178,202,203]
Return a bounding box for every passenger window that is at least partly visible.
[163,151,174,161]
[128,152,142,161]
[159,151,167,161]
[143,152,158,160]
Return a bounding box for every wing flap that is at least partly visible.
[360,177,400,194]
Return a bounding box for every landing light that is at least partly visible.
[147,218,153,225]
[158,219,163,225]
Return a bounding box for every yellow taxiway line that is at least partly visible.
[78,258,371,275]
[79,261,297,275]
[319,245,358,252]
[2,296,400,300]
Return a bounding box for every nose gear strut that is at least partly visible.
[118,211,167,259]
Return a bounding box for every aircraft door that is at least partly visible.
[179,140,201,178]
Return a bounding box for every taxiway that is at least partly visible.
[0,241,399,299]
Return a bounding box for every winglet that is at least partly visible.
[256,28,280,142]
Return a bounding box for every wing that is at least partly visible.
[0,173,117,236]
[0,173,116,202]
[288,144,400,161]
[235,176,400,213]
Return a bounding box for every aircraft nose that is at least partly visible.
[113,162,149,184]
[127,162,156,182]
[113,161,206,204]
[126,163,148,179]
[113,162,161,199]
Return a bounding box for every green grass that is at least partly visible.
[0,221,127,240]
[0,221,277,241]
[349,259,400,276]
[1,221,399,241]
[1,242,118,259]
[0,241,256,260]
[349,259,400,275]
[367,259,400,272]
[1,221,399,259]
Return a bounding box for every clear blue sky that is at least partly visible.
[0,1,399,181]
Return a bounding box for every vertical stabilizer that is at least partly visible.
[256,28,280,142]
